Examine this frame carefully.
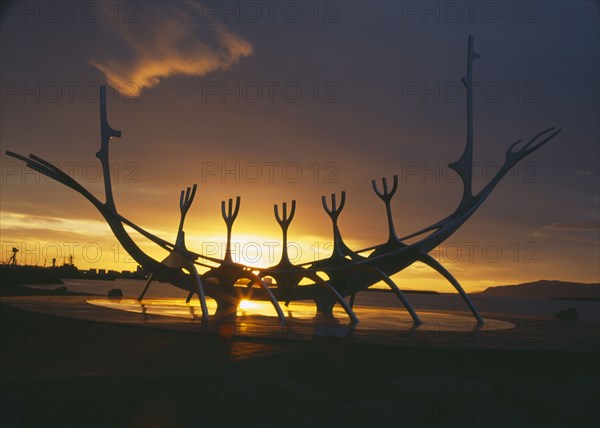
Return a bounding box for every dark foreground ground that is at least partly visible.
[1,298,599,427]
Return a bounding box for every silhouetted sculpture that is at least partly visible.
[8,247,18,266]
[6,36,561,327]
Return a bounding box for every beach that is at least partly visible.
[1,281,599,427]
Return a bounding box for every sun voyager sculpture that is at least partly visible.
[7,36,561,327]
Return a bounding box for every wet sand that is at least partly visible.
[1,291,599,427]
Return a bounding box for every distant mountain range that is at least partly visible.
[476,280,600,299]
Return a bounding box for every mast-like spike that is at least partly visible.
[274,200,296,266]
[97,85,122,210]
[372,175,399,243]
[449,35,481,208]
[175,184,198,249]
[222,197,241,261]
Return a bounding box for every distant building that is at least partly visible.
[134,265,149,279]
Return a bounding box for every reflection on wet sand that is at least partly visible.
[87,298,515,332]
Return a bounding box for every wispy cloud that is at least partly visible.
[0,211,114,236]
[543,220,600,231]
[89,3,253,96]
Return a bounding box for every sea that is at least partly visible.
[25,278,600,322]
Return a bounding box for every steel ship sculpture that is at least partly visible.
[6,36,561,327]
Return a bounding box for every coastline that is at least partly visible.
[1,284,599,427]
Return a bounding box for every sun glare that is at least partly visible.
[238,299,253,310]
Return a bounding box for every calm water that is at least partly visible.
[27,278,600,322]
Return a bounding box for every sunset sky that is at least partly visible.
[1,1,598,292]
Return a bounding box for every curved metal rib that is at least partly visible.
[189,262,209,321]
[137,273,154,302]
[244,271,286,325]
[417,251,484,325]
[304,272,359,325]
[366,267,422,325]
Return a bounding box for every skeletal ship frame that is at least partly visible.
[7,36,561,327]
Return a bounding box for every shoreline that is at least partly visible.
[1,284,599,427]
[2,301,599,427]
